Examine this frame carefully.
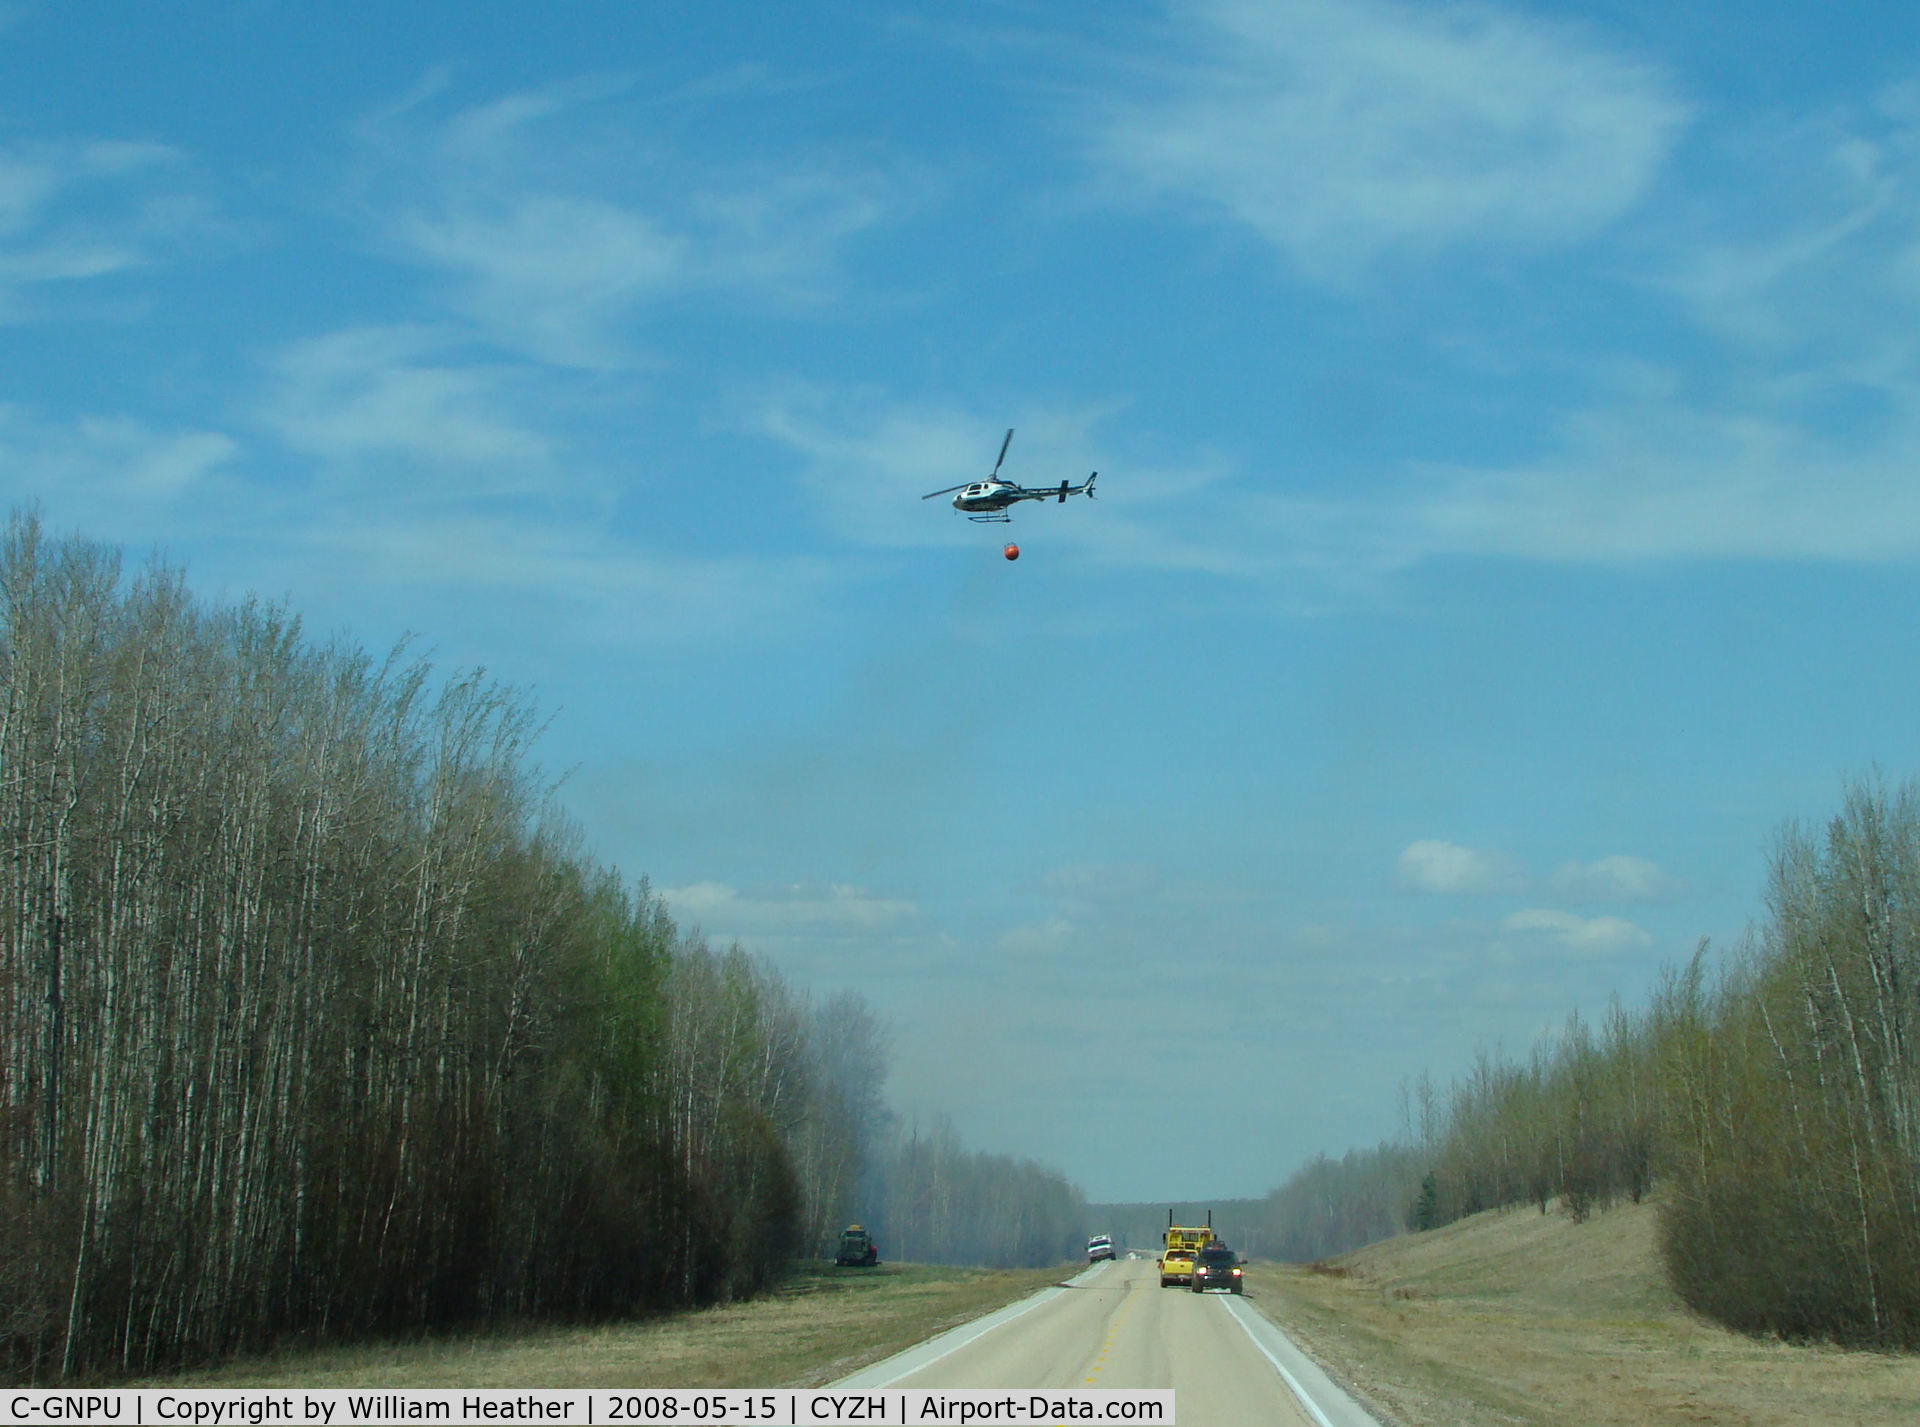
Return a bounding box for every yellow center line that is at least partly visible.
[1084,1275,1138,1383]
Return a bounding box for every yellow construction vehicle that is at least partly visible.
[1157,1210,1215,1287]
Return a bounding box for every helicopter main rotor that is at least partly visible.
[922,428,1017,500]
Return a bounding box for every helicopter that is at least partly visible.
[921,429,1097,522]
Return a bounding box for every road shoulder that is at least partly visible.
[831,1262,1114,1388]
[1218,1292,1389,1427]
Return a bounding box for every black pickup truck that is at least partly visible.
[1189,1244,1244,1293]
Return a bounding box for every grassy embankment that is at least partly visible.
[1244,1197,1920,1427]
[147,1263,1066,1390]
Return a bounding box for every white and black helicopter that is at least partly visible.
[921,429,1097,523]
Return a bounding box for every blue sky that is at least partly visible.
[12,0,1920,1201]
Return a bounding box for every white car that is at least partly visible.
[1086,1234,1116,1263]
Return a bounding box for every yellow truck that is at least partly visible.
[1158,1211,1215,1288]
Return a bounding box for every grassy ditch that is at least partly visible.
[146,1262,1069,1390]
[1241,1197,1920,1427]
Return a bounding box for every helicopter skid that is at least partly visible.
[965,510,1012,523]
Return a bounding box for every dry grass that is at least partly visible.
[144,1263,1068,1390]
[1242,1198,1920,1427]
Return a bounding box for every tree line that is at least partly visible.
[1271,779,1920,1349]
[1081,1161,1421,1267]
[0,514,1084,1383]
[1083,1200,1265,1259]
[1250,1145,1424,1265]
[866,1118,1086,1269]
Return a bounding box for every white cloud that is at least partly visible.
[176,477,843,652]
[1396,839,1525,895]
[0,364,836,654]
[1154,384,1920,579]
[358,79,896,367]
[1503,908,1651,954]
[296,507,827,604]
[0,150,59,236]
[686,163,891,295]
[397,195,689,369]
[238,309,855,646]
[1030,862,1163,908]
[0,139,221,320]
[998,915,1078,959]
[659,880,921,938]
[259,325,552,474]
[0,405,239,535]
[1089,0,1685,276]
[1395,395,1920,565]
[1550,855,1685,904]
[1347,97,1920,571]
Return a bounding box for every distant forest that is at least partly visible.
[1092,1153,1419,1269]
[1246,780,1920,1351]
[0,514,1084,1383]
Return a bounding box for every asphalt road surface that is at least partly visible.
[836,1258,1381,1426]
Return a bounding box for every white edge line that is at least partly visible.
[846,1265,1114,1388]
[1217,1295,1338,1427]
[867,1286,1065,1386]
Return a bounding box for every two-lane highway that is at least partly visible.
[836,1258,1380,1426]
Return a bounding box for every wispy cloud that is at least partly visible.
[1405,404,1920,564]
[1397,839,1526,895]
[997,915,1079,960]
[1550,855,1686,904]
[1370,90,1920,570]
[355,76,900,367]
[660,879,922,939]
[0,139,216,316]
[396,196,689,369]
[1085,0,1685,278]
[259,324,553,476]
[278,512,838,640]
[0,332,842,653]
[1028,861,1164,909]
[0,405,240,539]
[1503,907,1651,954]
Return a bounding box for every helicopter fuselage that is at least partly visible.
[951,480,1025,513]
